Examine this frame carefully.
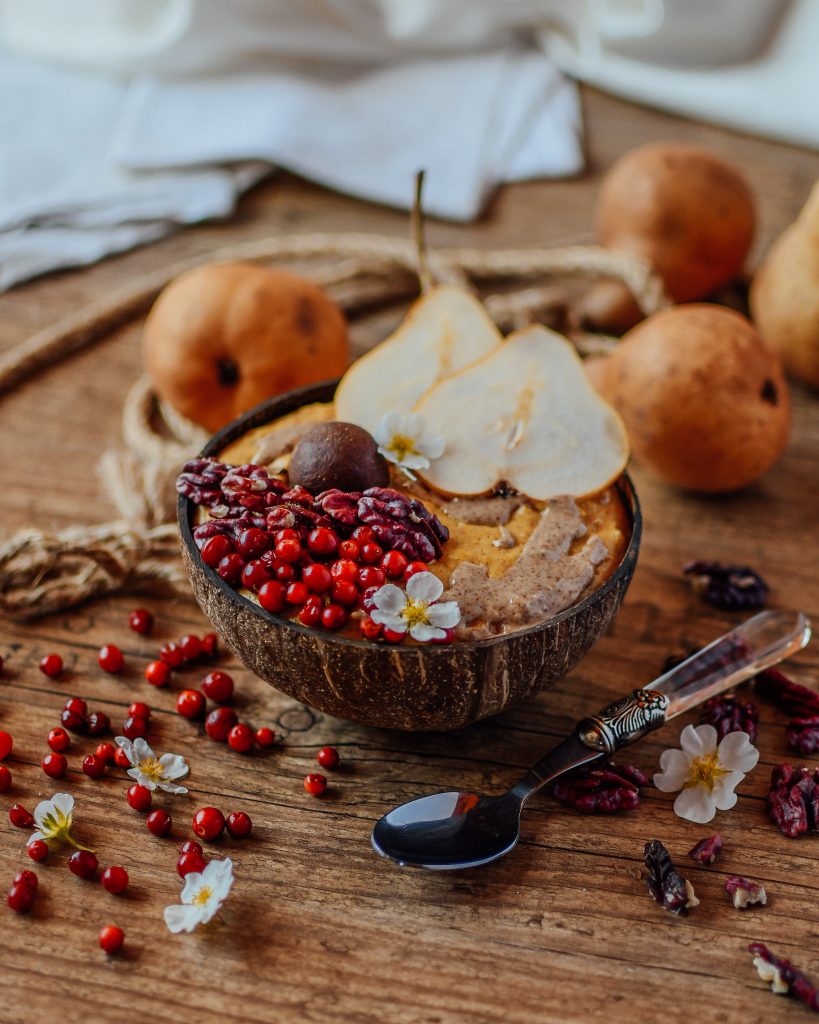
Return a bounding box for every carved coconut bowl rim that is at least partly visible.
[177,379,641,653]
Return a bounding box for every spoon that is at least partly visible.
[371,609,811,870]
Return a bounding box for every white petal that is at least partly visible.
[164,904,201,934]
[426,601,460,628]
[711,771,744,810]
[33,799,55,827]
[115,736,135,763]
[419,433,445,459]
[180,871,205,903]
[406,571,443,604]
[158,753,190,780]
[204,857,234,896]
[395,452,429,470]
[132,737,155,762]
[401,413,423,436]
[372,584,406,614]
[373,412,399,445]
[370,610,407,631]
[197,897,222,926]
[652,749,691,792]
[409,622,445,642]
[679,724,717,758]
[717,731,760,774]
[127,766,157,790]
[28,831,46,845]
[50,793,74,818]
[673,785,717,823]
[157,781,189,795]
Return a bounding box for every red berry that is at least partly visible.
[330,579,359,607]
[201,535,233,567]
[64,696,88,717]
[273,561,297,583]
[176,688,206,719]
[179,840,203,855]
[179,634,202,661]
[95,742,116,764]
[101,866,129,894]
[114,746,131,769]
[298,595,323,627]
[383,627,406,644]
[201,670,234,703]
[359,615,383,640]
[9,803,34,828]
[275,537,302,564]
[286,581,308,605]
[360,586,380,612]
[226,811,252,839]
[145,659,171,687]
[128,608,154,635]
[60,708,87,733]
[69,849,99,879]
[403,560,428,583]
[381,550,409,579]
[126,784,152,812]
[192,806,225,841]
[321,603,347,630]
[258,579,287,613]
[241,559,271,592]
[98,644,124,674]
[303,563,332,594]
[204,707,238,742]
[27,840,48,863]
[304,773,327,796]
[429,627,455,645]
[308,527,338,557]
[158,642,185,669]
[338,539,360,561]
[317,745,340,769]
[0,730,13,759]
[358,566,386,589]
[0,765,11,792]
[86,711,111,737]
[217,554,245,583]
[352,525,376,544]
[255,727,276,748]
[227,723,255,754]
[360,542,384,565]
[121,715,147,741]
[331,558,359,583]
[14,870,38,891]
[146,810,172,837]
[7,884,34,913]
[201,632,219,657]
[177,850,206,877]
[99,924,124,955]
[82,754,106,779]
[237,527,271,560]
[39,653,63,677]
[127,702,151,720]
[42,752,67,779]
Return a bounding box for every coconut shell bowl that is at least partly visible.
[178,381,641,732]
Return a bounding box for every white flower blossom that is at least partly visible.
[373,412,445,471]
[164,857,234,933]
[28,792,91,850]
[115,736,189,794]
[653,723,759,824]
[370,571,460,642]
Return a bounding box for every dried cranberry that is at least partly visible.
[687,834,724,865]
[725,875,767,908]
[643,840,697,915]
[552,762,648,814]
[767,764,819,838]
[683,561,768,611]
[748,942,819,1011]
[755,667,819,717]
[699,693,759,743]
[786,717,819,755]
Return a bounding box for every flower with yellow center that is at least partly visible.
[28,792,92,851]
[115,736,189,794]
[164,858,234,934]
[653,723,759,823]
[370,571,460,642]
[373,412,445,472]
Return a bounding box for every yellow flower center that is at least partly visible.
[192,886,212,906]
[41,809,71,838]
[386,433,419,461]
[138,757,165,782]
[402,600,430,628]
[685,751,727,793]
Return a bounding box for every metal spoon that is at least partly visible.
[372,610,811,870]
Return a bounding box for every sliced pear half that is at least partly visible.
[334,285,502,433]
[413,325,630,501]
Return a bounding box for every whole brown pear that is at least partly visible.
[597,305,790,492]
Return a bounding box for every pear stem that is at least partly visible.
[412,170,433,295]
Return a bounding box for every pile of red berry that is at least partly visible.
[8,870,39,914]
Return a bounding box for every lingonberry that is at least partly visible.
[201,632,219,657]
[121,715,147,741]
[82,754,106,779]
[307,527,338,557]
[176,689,206,720]
[14,870,38,891]
[127,702,151,720]
[360,586,380,612]
[179,839,203,856]
[258,579,287,613]
[303,563,332,594]
[217,554,245,583]
[47,729,70,753]
[226,811,253,839]
[192,806,226,841]
[304,773,327,796]
[358,566,386,590]
[330,579,359,607]
[27,840,48,863]
[321,604,347,631]
[240,559,270,592]
[8,884,34,913]
[204,707,238,742]
[68,850,99,880]
[86,711,111,737]
[179,634,202,661]
[98,644,124,674]
[429,628,455,645]
[60,708,86,733]
[255,727,276,748]
[145,659,171,687]
[286,581,308,605]
[42,752,67,779]
[114,746,131,769]
[201,670,234,703]
[331,558,359,583]
[101,866,128,894]
[359,616,383,640]
[227,723,255,754]
[317,746,340,770]
[352,525,376,544]
[272,560,297,584]
[158,642,185,669]
[201,534,233,567]
[126,784,152,812]
[403,560,428,583]
[275,528,300,545]
[381,550,409,579]
[237,527,271,560]
[275,537,302,564]
[64,696,88,718]
[146,810,172,837]
[298,596,323,628]
[9,803,34,828]
[128,608,154,635]
[382,627,406,644]
[95,742,116,764]
[0,765,11,792]
[99,924,124,955]
[360,542,384,565]
[39,653,63,677]
[0,730,13,759]
[338,539,360,561]
[177,850,207,877]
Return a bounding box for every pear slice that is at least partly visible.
[334,285,502,433]
[413,325,629,501]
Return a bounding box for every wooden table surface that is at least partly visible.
[1,88,818,1024]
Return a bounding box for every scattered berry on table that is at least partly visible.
[201,632,219,657]
[7,883,35,913]
[0,765,11,792]
[177,689,206,719]
[60,708,86,733]
[127,702,151,721]
[145,659,172,687]
[158,643,185,669]
[255,727,276,748]
[27,840,48,863]
[179,635,202,661]
[99,924,125,955]
[146,810,172,837]
[126,784,152,812]
[39,653,63,678]
[177,850,207,877]
[114,746,131,769]
[225,811,252,839]
[192,806,225,841]
[82,754,106,779]
[9,804,34,828]
[64,697,88,718]
[317,746,340,770]
[95,742,116,764]
[14,870,38,892]
[0,730,13,759]
[121,715,147,741]
[42,752,68,779]
[86,711,111,737]
[304,773,327,797]
[227,724,254,754]
[98,644,124,674]
[128,608,154,635]
[179,840,203,855]
[101,866,129,894]
[201,670,234,704]
[68,850,99,880]
[204,707,238,743]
